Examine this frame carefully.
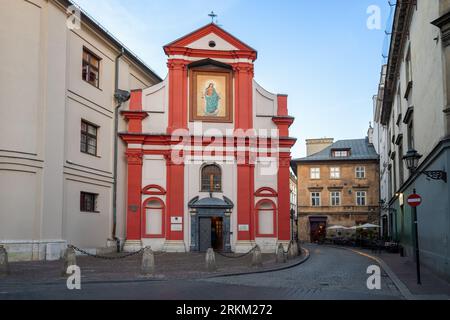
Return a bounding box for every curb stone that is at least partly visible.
[205,247,310,279]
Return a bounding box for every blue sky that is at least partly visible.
[74,0,391,157]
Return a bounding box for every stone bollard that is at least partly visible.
[62,246,77,276]
[276,243,286,263]
[205,248,217,272]
[297,240,303,256]
[293,241,299,256]
[141,246,155,276]
[288,240,298,259]
[251,245,263,268]
[0,245,10,276]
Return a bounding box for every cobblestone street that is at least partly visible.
[201,244,401,299]
[0,245,402,300]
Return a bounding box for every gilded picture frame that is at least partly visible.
[189,69,233,123]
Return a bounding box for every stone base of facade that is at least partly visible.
[0,239,66,262]
[254,238,278,253]
[123,239,142,252]
[141,238,165,252]
[163,240,187,252]
[234,240,256,253]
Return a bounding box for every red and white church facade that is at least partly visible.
[120,24,296,253]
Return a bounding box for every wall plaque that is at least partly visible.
[171,217,183,224]
[238,224,249,231]
[171,224,183,232]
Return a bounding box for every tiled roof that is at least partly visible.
[293,138,379,163]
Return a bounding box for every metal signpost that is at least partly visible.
[407,190,422,285]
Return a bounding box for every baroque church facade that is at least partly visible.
[121,23,296,253]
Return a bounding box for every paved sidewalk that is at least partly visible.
[0,250,306,286]
[337,246,450,300]
[374,251,450,299]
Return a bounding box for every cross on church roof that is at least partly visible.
[208,11,218,23]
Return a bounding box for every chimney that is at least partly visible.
[367,122,374,145]
[306,138,334,156]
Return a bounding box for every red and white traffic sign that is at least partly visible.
[407,194,422,207]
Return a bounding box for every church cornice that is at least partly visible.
[165,47,257,62]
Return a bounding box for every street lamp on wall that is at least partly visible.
[403,149,447,183]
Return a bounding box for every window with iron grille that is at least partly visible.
[82,47,100,88]
[201,164,222,192]
[80,120,98,156]
[80,192,98,212]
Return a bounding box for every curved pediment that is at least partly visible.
[188,195,234,209]
[142,184,166,195]
[254,187,278,197]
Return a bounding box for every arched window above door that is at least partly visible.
[201,164,222,192]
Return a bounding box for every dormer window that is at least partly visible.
[331,149,350,158]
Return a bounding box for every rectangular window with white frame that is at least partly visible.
[332,150,349,157]
[310,168,320,180]
[355,166,366,179]
[330,167,340,179]
[330,191,341,206]
[356,191,367,206]
[311,192,321,206]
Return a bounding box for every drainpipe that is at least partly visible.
[112,48,129,252]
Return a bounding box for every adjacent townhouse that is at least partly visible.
[0,0,161,261]
[373,65,392,239]
[292,136,380,242]
[375,0,450,280]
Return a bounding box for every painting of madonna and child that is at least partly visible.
[190,70,233,123]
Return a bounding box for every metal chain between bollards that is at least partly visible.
[215,246,258,259]
[68,245,144,260]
